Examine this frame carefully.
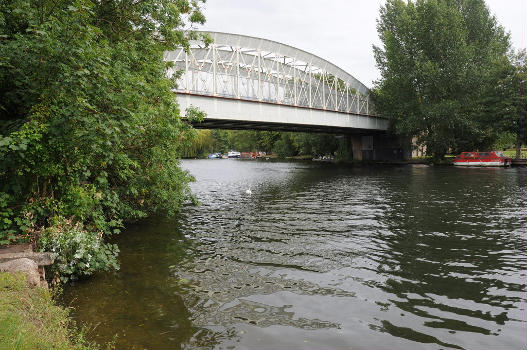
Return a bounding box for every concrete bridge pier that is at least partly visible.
[349,135,362,161]
[347,135,375,161]
[347,134,410,161]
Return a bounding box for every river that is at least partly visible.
[61,160,527,350]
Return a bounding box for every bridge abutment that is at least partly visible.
[347,134,410,161]
[373,134,410,161]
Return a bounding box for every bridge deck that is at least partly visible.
[178,93,389,134]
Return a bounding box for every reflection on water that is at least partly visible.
[62,161,527,349]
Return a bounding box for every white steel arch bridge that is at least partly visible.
[165,31,389,134]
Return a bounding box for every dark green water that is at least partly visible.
[62,160,527,350]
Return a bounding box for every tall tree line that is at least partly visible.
[373,0,526,159]
[183,129,345,159]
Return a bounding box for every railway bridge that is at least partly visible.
[165,32,402,160]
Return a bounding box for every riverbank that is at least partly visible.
[0,272,96,350]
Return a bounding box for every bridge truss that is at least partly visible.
[165,32,375,116]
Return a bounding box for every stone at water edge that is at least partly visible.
[0,251,55,265]
[0,258,42,288]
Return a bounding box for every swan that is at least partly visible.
[245,187,252,195]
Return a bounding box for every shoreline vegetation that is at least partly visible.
[182,129,526,162]
[181,130,457,164]
[0,0,208,280]
[0,272,96,350]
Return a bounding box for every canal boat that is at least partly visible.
[453,151,512,167]
[227,150,241,158]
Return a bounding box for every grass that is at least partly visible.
[0,272,97,350]
[503,149,527,159]
[412,149,527,161]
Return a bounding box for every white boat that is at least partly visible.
[207,152,221,159]
[227,150,241,158]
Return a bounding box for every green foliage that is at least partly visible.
[229,130,261,152]
[184,128,343,160]
[274,133,298,158]
[292,133,339,157]
[335,137,352,161]
[212,129,231,153]
[38,217,119,282]
[503,149,527,159]
[314,73,356,94]
[372,0,510,159]
[183,129,282,157]
[0,0,206,278]
[258,131,282,153]
[493,132,516,150]
[481,50,527,158]
[181,129,213,158]
[228,130,281,153]
[0,193,17,244]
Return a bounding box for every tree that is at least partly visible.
[210,129,230,153]
[0,0,206,280]
[258,131,281,153]
[292,133,338,157]
[372,0,510,159]
[481,50,527,159]
[181,130,214,158]
[184,129,343,159]
[229,130,258,151]
[274,133,297,158]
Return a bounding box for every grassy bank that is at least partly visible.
[0,273,95,350]
[503,149,527,158]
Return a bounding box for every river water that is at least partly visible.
[62,160,527,350]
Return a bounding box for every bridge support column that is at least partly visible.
[372,134,410,160]
[348,135,362,161]
[347,135,376,161]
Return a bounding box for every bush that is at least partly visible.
[38,217,119,283]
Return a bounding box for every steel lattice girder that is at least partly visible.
[164,31,375,116]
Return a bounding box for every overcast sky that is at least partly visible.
[199,0,527,87]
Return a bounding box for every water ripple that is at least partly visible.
[62,161,527,350]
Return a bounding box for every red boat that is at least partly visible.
[453,151,512,167]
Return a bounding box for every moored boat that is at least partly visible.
[453,151,512,167]
[227,150,241,158]
[207,152,222,159]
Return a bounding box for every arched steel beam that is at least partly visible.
[197,31,370,96]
